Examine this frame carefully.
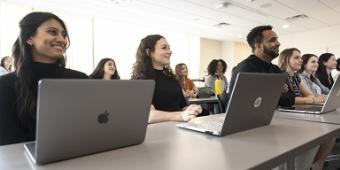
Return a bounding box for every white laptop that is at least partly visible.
[176,73,287,136]
[278,76,340,114]
[24,79,154,164]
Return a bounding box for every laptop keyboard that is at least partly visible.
[295,105,322,112]
[188,114,225,130]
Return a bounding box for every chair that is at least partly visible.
[217,92,229,113]
[197,87,214,98]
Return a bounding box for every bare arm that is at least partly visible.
[148,104,202,124]
[295,81,326,105]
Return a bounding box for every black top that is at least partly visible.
[315,72,334,90]
[152,69,188,111]
[286,75,301,96]
[0,62,88,146]
[229,54,295,107]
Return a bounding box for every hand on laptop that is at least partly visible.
[313,95,327,105]
[181,104,202,121]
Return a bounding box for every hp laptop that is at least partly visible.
[24,79,154,164]
[176,73,287,136]
[278,76,340,114]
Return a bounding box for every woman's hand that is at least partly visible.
[181,104,202,121]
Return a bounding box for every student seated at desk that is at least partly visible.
[89,58,120,80]
[131,34,202,124]
[0,12,88,146]
[278,48,326,105]
[0,56,13,76]
[204,59,228,94]
[315,53,337,90]
[229,25,295,107]
[298,54,330,96]
[175,63,198,98]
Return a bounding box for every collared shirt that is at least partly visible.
[229,54,295,107]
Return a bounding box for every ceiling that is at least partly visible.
[5,0,340,41]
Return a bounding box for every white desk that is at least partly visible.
[275,108,340,125]
[1,118,340,170]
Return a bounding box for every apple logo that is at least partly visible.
[254,97,262,108]
[98,110,109,124]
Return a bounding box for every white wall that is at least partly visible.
[0,1,200,78]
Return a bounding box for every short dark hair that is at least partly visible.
[247,25,273,51]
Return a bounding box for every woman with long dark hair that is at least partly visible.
[315,53,337,89]
[131,34,202,123]
[0,12,88,145]
[89,58,120,80]
[175,63,198,98]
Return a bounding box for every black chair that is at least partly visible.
[196,87,214,98]
[217,92,229,113]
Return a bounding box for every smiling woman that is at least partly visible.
[0,12,88,146]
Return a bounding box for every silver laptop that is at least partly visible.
[24,79,154,164]
[176,73,287,136]
[278,76,340,114]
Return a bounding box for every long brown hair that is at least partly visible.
[131,34,175,80]
[175,63,187,88]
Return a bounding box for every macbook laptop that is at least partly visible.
[24,79,154,164]
[278,76,340,114]
[176,72,287,136]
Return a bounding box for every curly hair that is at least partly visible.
[131,34,175,80]
[89,58,120,79]
[247,25,273,52]
[207,59,227,75]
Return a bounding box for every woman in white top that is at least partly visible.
[0,56,13,75]
[298,54,329,96]
[204,59,228,93]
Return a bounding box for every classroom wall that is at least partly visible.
[200,38,251,80]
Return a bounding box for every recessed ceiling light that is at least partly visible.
[282,24,289,29]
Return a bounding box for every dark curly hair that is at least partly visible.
[247,25,273,52]
[207,59,227,75]
[131,34,175,80]
[89,58,120,79]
